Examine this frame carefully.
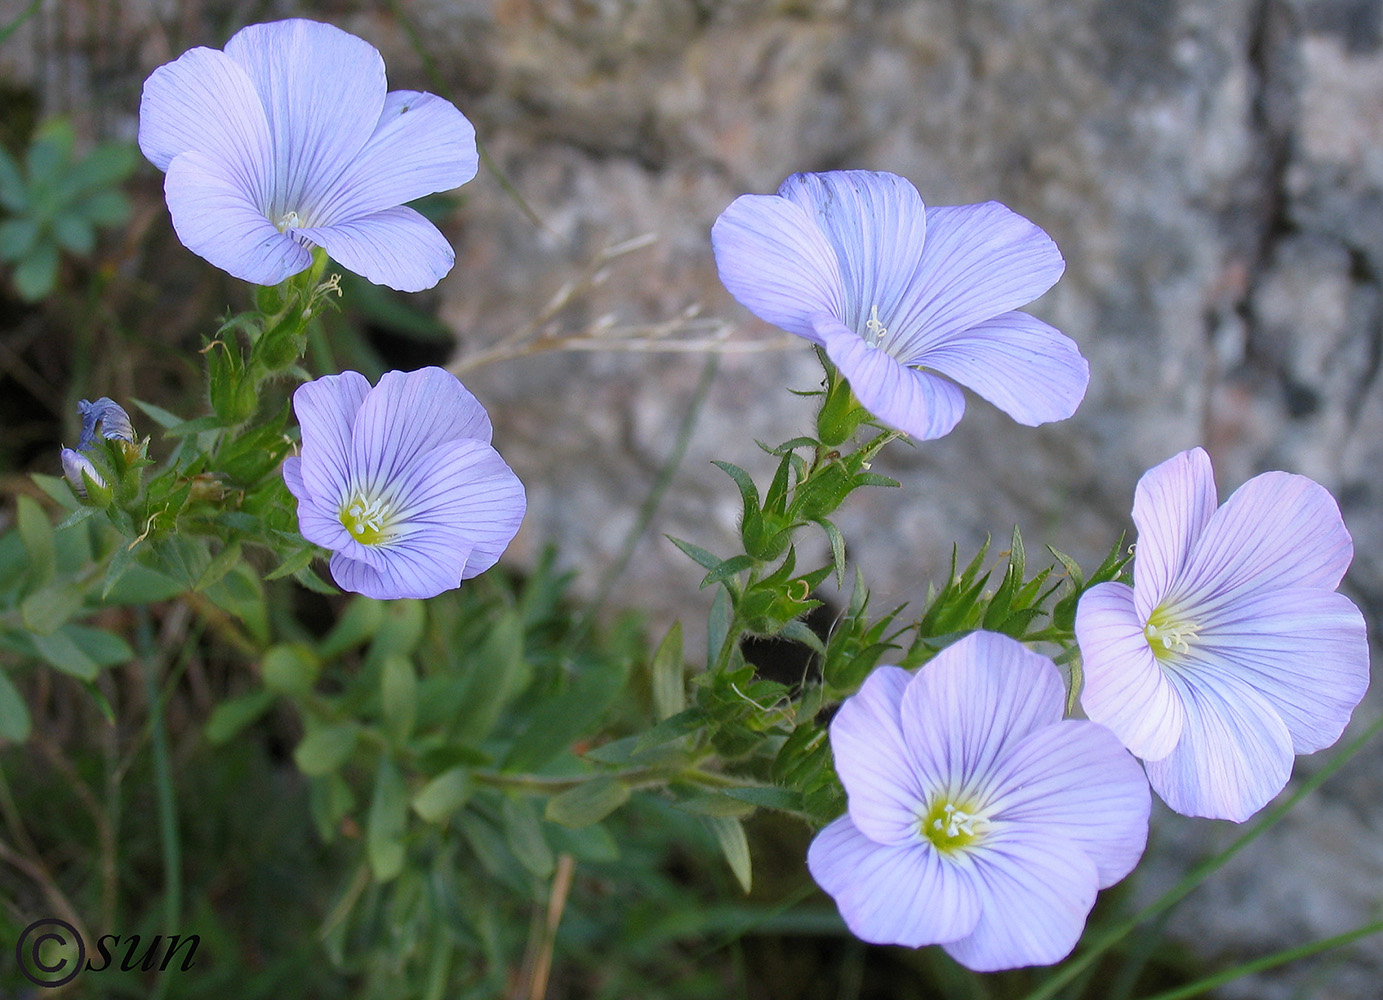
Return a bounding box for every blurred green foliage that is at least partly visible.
[0,118,135,301]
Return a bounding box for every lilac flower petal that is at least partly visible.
[986,718,1150,886]
[1191,588,1369,754]
[815,316,966,440]
[138,47,270,184]
[942,833,1097,972]
[328,539,467,601]
[1076,581,1186,761]
[710,193,845,342]
[1145,673,1294,822]
[390,438,527,579]
[776,171,928,332]
[312,91,478,227]
[297,497,356,555]
[889,202,1065,353]
[282,456,306,499]
[829,665,925,846]
[1130,448,1219,620]
[163,150,312,285]
[807,815,982,948]
[223,19,384,222]
[350,367,494,496]
[293,370,373,503]
[918,311,1089,426]
[1175,471,1354,612]
[900,632,1066,795]
[295,206,456,292]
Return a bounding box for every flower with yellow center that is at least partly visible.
[283,367,526,600]
[1077,447,1368,822]
[807,633,1149,971]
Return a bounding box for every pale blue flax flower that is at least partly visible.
[1076,448,1370,821]
[712,170,1087,439]
[138,18,477,291]
[283,367,526,600]
[807,632,1149,971]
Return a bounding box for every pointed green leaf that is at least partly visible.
[21,583,83,635]
[16,495,54,590]
[411,767,474,823]
[381,654,418,745]
[367,757,407,881]
[650,621,685,721]
[544,777,630,828]
[260,643,319,697]
[501,796,555,878]
[205,689,275,745]
[0,670,32,742]
[294,723,359,776]
[667,535,722,572]
[704,815,752,893]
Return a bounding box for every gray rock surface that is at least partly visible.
[6,0,1381,993]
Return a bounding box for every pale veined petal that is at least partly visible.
[295,206,455,292]
[917,311,1088,427]
[163,150,312,286]
[311,91,477,226]
[711,192,845,342]
[292,370,373,505]
[775,170,928,335]
[807,815,982,948]
[328,521,478,600]
[887,201,1064,353]
[828,665,925,846]
[138,45,271,209]
[281,455,306,500]
[389,438,526,579]
[1130,448,1219,620]
[815,315,966,440]
[1144,672,1294,822]
[942,832,1097,972]
[1076,581,1186,761]
[899,632,1066,798]
[223,19,386,223]
[1172,470,1354,614]
[349,367,494,499]
[985,719,1150,887]
[1189,587,1368,754]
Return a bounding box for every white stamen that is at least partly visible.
[864,304,888,346]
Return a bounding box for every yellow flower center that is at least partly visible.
[1144,605,1200,661]
[920,798,988,853]
[339,493,394,546]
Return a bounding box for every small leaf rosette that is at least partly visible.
[284,367,526,600]
[138,18,477,291]
[1076,447,1370,822]
[711,170,1088,440]
[808,633,1149,971]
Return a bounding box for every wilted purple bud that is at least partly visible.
[61,447,109,502]
[76,397,135,448]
